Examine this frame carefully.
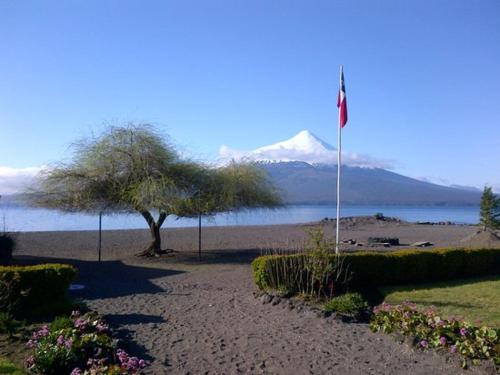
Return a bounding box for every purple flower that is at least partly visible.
[117,349,129,364]
[56,335,65,346]
[127,357,139,370]
[74,318,88,331]
[459,327,468,336]
[70,368,82,375]
[25,355,35,368]
[439,336,447,346]
[139,359,146,368]
[65,338,73,349]
[38,325,50,337]
[420,340,428,348]
[96,323,108,332]
[26,339,37,348]
[450,345,457,354]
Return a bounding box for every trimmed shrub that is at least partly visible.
[0,264,77,318]
[252,248,500,293]
[323,292,368,316]
[0,233,15,263]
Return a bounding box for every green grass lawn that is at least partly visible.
[381,276,500,328]
[0,356,25,375]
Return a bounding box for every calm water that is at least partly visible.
[0,204,479,232]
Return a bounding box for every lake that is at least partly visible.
[0,204,479,232]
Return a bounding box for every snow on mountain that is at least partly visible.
[218,130,393,168]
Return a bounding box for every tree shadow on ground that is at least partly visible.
[104,313,167,326]
[104,313,168,364]
[105,314,175,366]
[165,248,298,265]
[112,326,154,363]
[15,256,185,300]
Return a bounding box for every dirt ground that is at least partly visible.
[11,218,499,374]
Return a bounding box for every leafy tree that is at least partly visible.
[29,124,281,255]
[479,186,500,230]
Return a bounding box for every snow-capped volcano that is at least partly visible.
[219,130,392,168]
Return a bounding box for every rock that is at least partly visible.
[367,237,400,246]
[411,241,433,247]
[369,242,391,248]
[260,294,273,304]
[342,239,357,244]
[271,297,281,306]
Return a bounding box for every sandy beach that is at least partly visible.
[13,218,498,374]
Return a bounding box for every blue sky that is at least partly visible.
[1,0,499,193]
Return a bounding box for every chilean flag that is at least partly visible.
[337,67,348,128]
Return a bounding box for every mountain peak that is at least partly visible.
[218,130,393,169]
[256,130,335,155]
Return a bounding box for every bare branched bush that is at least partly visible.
[257,229,351,298]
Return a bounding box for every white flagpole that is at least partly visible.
[335,65,343,254]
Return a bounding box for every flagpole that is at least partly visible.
[335,65,343,254]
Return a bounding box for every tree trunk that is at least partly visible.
[136,211,168,256]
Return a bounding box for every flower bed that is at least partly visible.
[26,311,148,374]
[370,302,500,368]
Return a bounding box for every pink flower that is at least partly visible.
[25,355,35,368]
[70,368,82,375]
[459,327,468,336]
[26,339,37,348]
[450,345,457,353]
[96,323,108,332]
[117,349,129,364]
[65,338,73,349]
[74,318,87,330]
[420,340,428,348]
[38,325,50,337]
[439,336,447,346]
[56,335,65,346]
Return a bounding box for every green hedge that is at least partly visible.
[0,264,77,318]
[252,248,500,292]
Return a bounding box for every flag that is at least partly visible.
[337,68,348,128]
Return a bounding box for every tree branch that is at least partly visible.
[157,212,167,228]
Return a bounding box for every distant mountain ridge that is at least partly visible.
[259,161,481,205]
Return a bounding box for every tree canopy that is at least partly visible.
[479,186,500,231]
[29,124,282,255]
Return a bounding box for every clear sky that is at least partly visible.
[1,0,499,193]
